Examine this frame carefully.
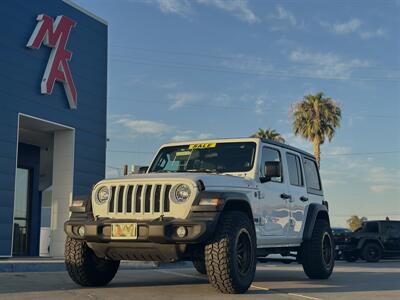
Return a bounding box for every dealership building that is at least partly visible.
[0,0,107,257]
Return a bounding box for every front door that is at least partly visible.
[258,146,290,242]
[13,168,31,256]
[284,150,307,243]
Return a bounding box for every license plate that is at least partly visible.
[111,223,137,240]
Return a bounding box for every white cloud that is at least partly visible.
[268,5,303,31]
[144,0,259,23]
[322,19,386,40]
[370,185,398,193]
[289,49,369,78]
[168,92,200,110]
[254,99,265,115]
[239,92,272,115]
[111,115,215,142]
[367,167,400,194]
[325,146,352,156]
[145,0,193,17]
[197,0,260,24]
[360,28,386,40]
[220,53,275,74]
[171,130,214,141]
[114,118,172,136]
[159,81,181,89]
[332,19,361,34]
[274,5,297,26]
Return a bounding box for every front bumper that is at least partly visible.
[64,215,216,244]
[64,212,219,262]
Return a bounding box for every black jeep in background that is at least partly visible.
[342,220,400,262]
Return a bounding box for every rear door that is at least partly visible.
[284,150,307,242]
[381,222,400,252]
[301,156,325,237]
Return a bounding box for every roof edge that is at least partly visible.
[62,0,108,25]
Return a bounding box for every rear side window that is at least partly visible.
[303,158,322,194]
[364,222,379,233]
[381,222,400,238]
[286,153,303,186]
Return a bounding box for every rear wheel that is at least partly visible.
[301,219,334,279]
[205,211,256,294]
[362,243,382,262]
[65,237,120,286]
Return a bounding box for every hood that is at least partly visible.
[100,173,257,189]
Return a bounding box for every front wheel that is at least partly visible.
[65,237,120,286]
[205,211,257,294]
[362,243,382,262]
[301,219,334,279]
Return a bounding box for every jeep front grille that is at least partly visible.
[107,184,172,215]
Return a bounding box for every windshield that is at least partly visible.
[149,142,256,174]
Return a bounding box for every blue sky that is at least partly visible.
[74,0,400,226]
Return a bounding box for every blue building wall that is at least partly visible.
[0,0,107,256]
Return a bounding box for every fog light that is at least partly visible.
[176,226,187,238]
[78,226,85,237]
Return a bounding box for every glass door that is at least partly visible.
[13,168,31,256]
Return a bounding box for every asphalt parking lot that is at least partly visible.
[0,260,399,300]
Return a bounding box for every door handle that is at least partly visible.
[300,196,309,202]
[280,193,292,200]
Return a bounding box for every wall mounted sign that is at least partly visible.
[27,14,77,109]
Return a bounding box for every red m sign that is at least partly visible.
[27,14,77,109]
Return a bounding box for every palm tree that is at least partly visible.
[292,92,341,168]
[251,128,285,143]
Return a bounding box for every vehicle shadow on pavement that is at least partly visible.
[253,265,400,295]
[0,264,399,296]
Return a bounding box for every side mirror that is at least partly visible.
[260,161,281,183]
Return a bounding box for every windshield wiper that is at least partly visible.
[155,170,174,173]
[185,168,220,174]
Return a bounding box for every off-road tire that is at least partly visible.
[193,259,207,275]
[301,219,334,279]
[205,211,256,294]
[362,243,382,263]
[65,237,120,286]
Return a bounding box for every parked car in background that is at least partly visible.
[332,227,352,260]
[342,220,400,262]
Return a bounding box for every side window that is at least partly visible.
[382,222,400,238]
[261,147,282,183]
[286,153,304,186]
[365,222,379,233]
[303,158,321,193]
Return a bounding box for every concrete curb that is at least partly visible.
[0,260,191,273]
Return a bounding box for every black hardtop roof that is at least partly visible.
[365,220,400,223]
[260,138,315,159]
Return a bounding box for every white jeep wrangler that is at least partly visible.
[65,138,334,293]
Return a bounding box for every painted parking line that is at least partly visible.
[251,284,270,291]
[251,285,322,300]
[287,293,322,300]
[158,269,323,300]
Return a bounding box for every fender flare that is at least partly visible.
[192,191,254,223]
[302,203,330,240]
[356,238,384,250]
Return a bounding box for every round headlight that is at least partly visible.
[96,186,110,204]
[174,184,191,203]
